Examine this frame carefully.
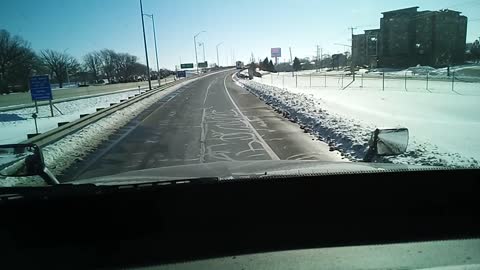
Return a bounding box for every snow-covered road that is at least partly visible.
[238,73,480,168]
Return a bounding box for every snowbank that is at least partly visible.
[0,73,218,187]
[0,89,143,144]
[238,76,480,168]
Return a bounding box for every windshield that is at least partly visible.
[0,0,480,186]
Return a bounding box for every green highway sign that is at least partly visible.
[198,61,208,68]
[181,63,194,69]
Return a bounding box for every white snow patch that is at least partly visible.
[237,75,480,168]
[0,89,143,144]
[0,75,213,187]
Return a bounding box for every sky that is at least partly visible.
[1,0,479,70]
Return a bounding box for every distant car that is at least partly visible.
[236,61,244,69]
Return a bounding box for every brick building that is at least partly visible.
[352,29,380,68]
[352,7,467,68]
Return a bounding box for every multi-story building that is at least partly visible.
[352,6,467,68]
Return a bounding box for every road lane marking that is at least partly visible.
[200,78,217,163]
[223,74,280,161]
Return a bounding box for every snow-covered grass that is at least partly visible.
[0,89,145,144]
[237,74,480,168]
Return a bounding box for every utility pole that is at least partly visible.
[143,14,160,86]
[316,45,320,72]
[289,47,294,77]
[198,42,206,63]
[139,0,151,90]
[216,42,223,67]
[348,27,357,81]
[320,48,323,70]
[194,31,205,74]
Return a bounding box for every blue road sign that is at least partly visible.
[177,71,187,78]
[29,75,53,101]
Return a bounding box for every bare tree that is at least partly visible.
[83,51,102,82]
[40,49,79,88]
[0,29,37,93]
[114,53,139,82]
[98,49,116,83]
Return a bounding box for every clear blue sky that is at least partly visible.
[1,0,479,69]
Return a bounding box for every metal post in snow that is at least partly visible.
[49,100,54,117]
[310,73,312,87]
[341,73,344,89]
[324,72,327,88]
[426,72,429,91]
[382,72,385,91]
[271,74,273,84]
[404,71,408,91]
[452,70,455,92]
[296,75,298,87]
[32,113,38,134]
[361,74,364,88]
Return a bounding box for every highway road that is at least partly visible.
[65,70,342,181]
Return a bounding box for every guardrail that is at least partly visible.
[22,76,198,147]
[0,80,177,113]
[21,68,235,148]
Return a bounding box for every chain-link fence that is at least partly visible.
[259,71,480,96]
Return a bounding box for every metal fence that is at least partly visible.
[259,71,480,96]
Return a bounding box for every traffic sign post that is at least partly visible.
[181,63,194,69]
[271,48,282,66]
[29,75,54,117]
[177,71,187,78]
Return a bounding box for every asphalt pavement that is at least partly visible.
[65,70,342,181]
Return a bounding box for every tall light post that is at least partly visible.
[139,0,151,90]
[143,14,160,86]
[216,42,223,67]
[194,31,206,74]
[198,42,206,63]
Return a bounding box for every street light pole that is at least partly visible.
[139,0,151,90]
[144,14,160,86]
[194,31,205,74]
[216,42,223,67]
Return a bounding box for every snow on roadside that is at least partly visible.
[0,76,204,187]
[0,89,143,144]
[237,77,480,168]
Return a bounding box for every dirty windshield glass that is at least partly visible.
[0,0,479,186]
